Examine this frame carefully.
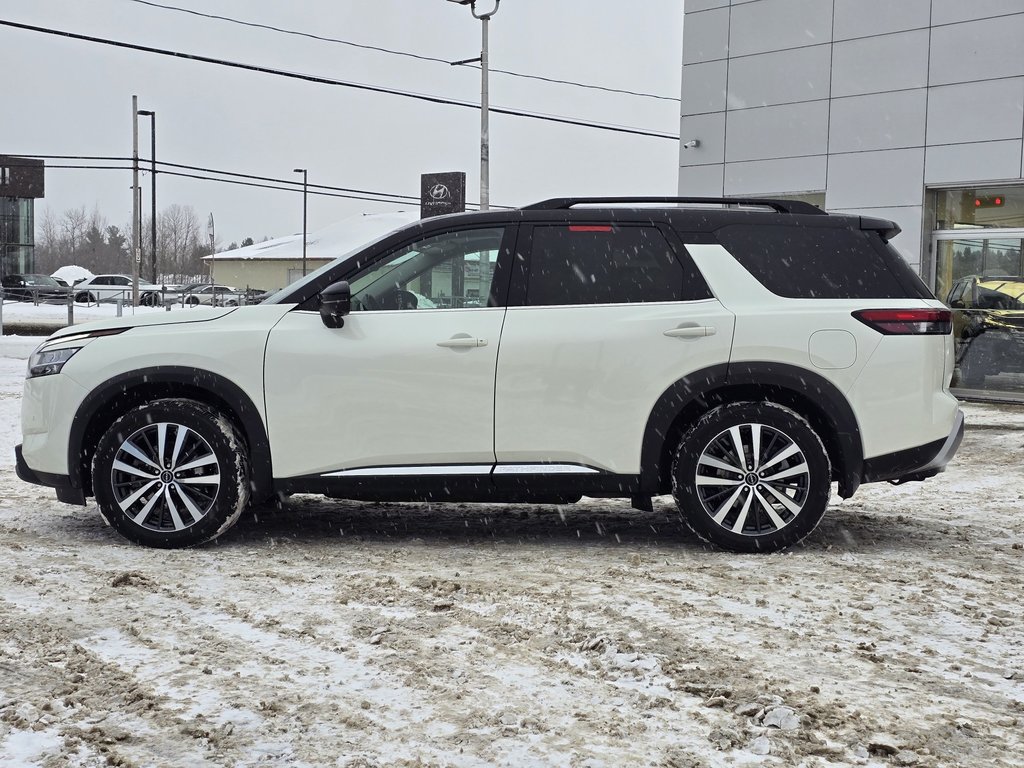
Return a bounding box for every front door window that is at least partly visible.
[351,228,504,311]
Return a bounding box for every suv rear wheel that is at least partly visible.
[672,402,830,553]
[92,399,250,548]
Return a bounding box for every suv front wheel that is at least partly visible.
[673,402,831,553]
[92,399,251,548]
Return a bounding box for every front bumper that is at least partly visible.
[861,409,965,485]
[15,444,86,505]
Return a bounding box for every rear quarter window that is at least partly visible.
[715,224,930,299]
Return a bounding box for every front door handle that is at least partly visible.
[437,334,488,349]
[664,325,716,339]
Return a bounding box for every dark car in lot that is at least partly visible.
[1,274,68,302]
[947,275,1024,387]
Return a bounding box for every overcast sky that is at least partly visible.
[3,0,683,245]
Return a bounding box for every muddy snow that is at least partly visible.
[1,339,1022,766]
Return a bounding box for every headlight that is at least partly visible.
[27,347,81,378]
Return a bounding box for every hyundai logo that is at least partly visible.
[428,183,451,201]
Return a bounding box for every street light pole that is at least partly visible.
[448,0,500,211]
[293,168,308,276]
[138,109,157,283]
[131,95,140,306]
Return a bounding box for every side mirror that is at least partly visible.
[949,299,965,309]
[320,280,351,328]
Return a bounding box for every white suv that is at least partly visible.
[16,197,964,552]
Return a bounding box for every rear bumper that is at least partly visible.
[861,409,965,485]
[15,444,86,505]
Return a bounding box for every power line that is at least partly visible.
[7,155,506,209]
[129,0,681,103]
[12,154,425,203]
[0,19,678,141]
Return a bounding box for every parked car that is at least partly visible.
[16,196,963,552]
[73,274,171,306]
[1,274,68,302]
[180,283,243,307]
[947,275,1024,387]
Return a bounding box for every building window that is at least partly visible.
[932,186,1024,396]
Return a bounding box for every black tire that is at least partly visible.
[187,296,200,307]
[672,402,831,553]
[92,398,250,548]
[140,292,158,307]
[75,291,94,304]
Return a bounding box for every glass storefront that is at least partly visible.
[0,197,35,276]
[931,186,1024,395]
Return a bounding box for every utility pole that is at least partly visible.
[447,0,500,211]
[131,95,140,306]
[479,9,490,210]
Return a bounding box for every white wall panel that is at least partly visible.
[930,14,1024,86]
[678,163,725,196]
[827,149,925,208]
[727,46,831,109]
[728,0,832,57]
[725,101,829,162]
[681,112,727,165]
[724,156,826,196]
[683,6,730,64]
[926,79,1024,145]
[829,90,928,153]
[833,0,930,41]
[681,60,729,116]
[925,141,1024,184]
[831,30,929,98]
[685,0,730,11]
[931,0,1024,25]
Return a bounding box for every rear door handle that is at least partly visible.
[664,325,716,338]
[437,334,488,349]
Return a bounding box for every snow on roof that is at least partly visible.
[205,211,420,262]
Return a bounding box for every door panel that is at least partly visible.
[494,300,735,474]
[265,308,505,478]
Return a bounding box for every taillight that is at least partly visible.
[852,308,952,335]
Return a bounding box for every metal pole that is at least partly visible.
[302,171,308,276]
[131,95,140,306]
[148,112,157,283]
[479,14,489,211]
[294,168,308,276]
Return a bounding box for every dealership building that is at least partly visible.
[680,0,1024,396]
[0,155,44,279]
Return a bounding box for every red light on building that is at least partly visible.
[975,195,1006,208]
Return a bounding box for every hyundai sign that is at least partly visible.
[420,172,466,218]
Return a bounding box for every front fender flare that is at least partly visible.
[68,367,273,501]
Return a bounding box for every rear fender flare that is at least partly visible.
[640,363,863,498]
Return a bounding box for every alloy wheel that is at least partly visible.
[110,422,221,532]
[694,422,810,536]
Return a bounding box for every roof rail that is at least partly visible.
[520,196,826,216]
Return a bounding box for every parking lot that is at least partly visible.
[0,334,1021,766]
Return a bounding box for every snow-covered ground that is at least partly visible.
[0,298,181,333]
[1,316,1023,766]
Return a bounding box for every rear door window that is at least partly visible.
[523,224,709,306]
